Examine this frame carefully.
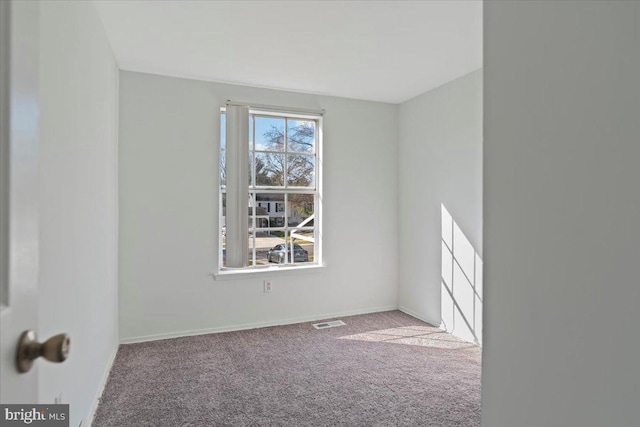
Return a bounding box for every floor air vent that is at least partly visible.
[313,320,346,330]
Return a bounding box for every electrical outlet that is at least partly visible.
[264,280,272,293]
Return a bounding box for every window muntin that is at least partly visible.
[219,108,321,271]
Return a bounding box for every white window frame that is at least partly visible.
[216,104,323,278]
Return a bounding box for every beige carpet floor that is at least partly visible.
[94,310,481,426]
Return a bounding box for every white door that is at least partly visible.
[0,0,41,403]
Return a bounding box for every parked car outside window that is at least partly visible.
[267,244,309,264]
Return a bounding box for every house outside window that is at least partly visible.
[219,104,322,272]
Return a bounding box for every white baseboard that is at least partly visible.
[398,305,444,329]
[120,305,399,344]
[80,345,119,427]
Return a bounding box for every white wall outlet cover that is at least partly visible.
[263,280,272,293]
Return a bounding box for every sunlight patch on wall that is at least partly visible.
[441,204,483,345]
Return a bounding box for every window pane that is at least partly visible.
[220,113,226,149]
[258,230,285,265]
[255,152,284,186]
[221,191,226,219]
[249,115,254,150]
[248,231,256,266]
[290,229,314,264]
[221,192,226,267]
[287,120,315,153]
[287,154,315,187]
[288,193,314,227]
[221,228,227,268]
[248,193,255,229]
[220,112,226,186]
[255,116,285,152]
[255,193,285,229]
[220,149,226,186]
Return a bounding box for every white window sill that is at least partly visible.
[212,263,325,281]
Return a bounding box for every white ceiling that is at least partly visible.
[94,0,482,104]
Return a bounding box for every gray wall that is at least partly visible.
[482,2,640,426]
[118,71,398,342]
[397,70,483,343]
[38,1,119,425]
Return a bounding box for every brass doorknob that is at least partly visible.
[16,330,70,373]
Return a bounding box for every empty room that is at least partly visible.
[2,1,639,427]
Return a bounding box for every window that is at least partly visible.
[219,104,322,272]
